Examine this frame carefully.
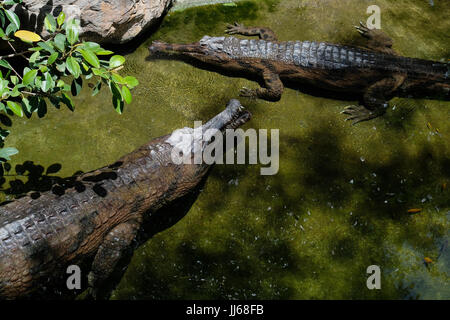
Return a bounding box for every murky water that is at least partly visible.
[3,0,449,299]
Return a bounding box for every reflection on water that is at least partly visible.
[3,0,449,299]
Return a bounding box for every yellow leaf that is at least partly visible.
[14,30,41,42]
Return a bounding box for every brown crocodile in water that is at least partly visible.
[0,99,251,300]
[148,22,449,124]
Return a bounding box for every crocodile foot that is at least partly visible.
[341,105,381,125]
[226,22,246,35]
[354,21,394,53]
[240,87,258,99]
[355,21,371,38]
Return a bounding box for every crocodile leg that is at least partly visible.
[240,68,283,101]
[341,74,406,124]
[226,22,278,41]
[355,21,396,55]
[86,220,140,299]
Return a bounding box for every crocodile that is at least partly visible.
[148,22,450,124]
[0,99,251,300]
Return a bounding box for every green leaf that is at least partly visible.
[0,79,9,92]
[81,42,100,52]
[57,12,65,26]
[109,80,122,100]
[71,77,82,96]
[29,51,40,64]
[41,72,54,92]
[81,61,89,72]
[124,76,139,89]
[66,56,81,78]
[44,14,57,33]
[0,147,18,161]
[37,97,47,118]
[29,47,43,52]
[4,10,20,30]
[121,85,132,104]
[78,48,100,68]
[37,41,55,54]
[6,101,23,117]
[39,65,48,73]
[91,81,102,96]
[22,69,38,86]
[113,95,124,114]
[5,22,17,36]
[0,11,5,29]
[61,92,74,111]
[49,96,61,109]
[109,80,124,113]
[47,51,59,65]
[111,73,125,84]
[54,33,66,52]
[9,85,20,97]
[95,50,114,56]
[22,97,32,113]
[84,71,93,80]
[109,55,125,69]
[92,68,108,79]
[34,75,42,88]
[56,62,66,73]
[2,0,23,6]
[10,75,18,85]
[0,58,13,70]
[65,19,80,45]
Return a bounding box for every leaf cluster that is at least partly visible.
[0,0,139,168]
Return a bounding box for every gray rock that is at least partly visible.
[14,0,173,44]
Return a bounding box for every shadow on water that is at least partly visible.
[0,161,79,202]
[0,160,129,205]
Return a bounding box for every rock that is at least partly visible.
[172,0,242,12]
[14,0,173,44]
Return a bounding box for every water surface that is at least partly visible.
[4,0,449,299]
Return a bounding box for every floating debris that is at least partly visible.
[423,257,433,264]
[407,208,422,214]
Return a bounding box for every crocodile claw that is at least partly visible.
[240,87,257,98]
[355,21,371,37]
[341,105,377,125]
[226,22,245,35]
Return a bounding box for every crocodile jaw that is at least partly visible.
[165,99,251,158]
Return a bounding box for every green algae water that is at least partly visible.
[3,0,450,299]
